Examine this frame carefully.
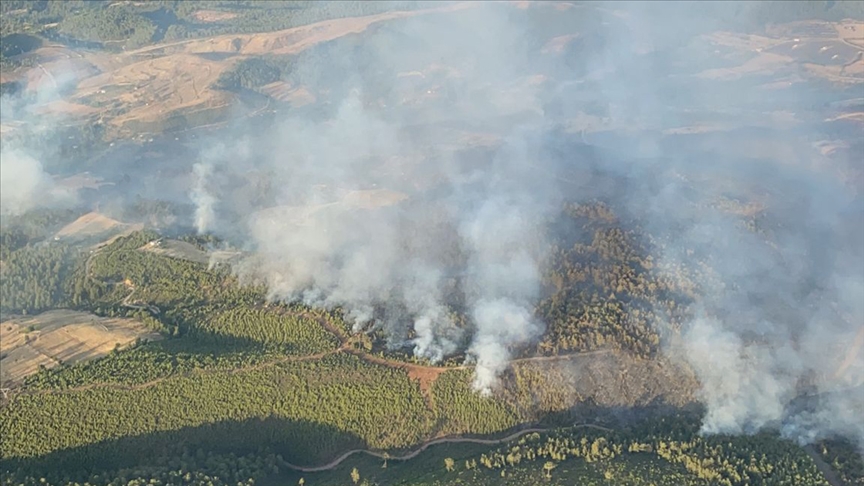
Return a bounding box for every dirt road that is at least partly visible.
[282,423,613,473]
[804,445,845,486]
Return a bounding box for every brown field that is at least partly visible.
[54,212,123,239]
[697,51,794,81]
[0,310,161,387]
[54,211,145,248]
[701,25,864,85]
[0,2,478,139]
[191,10,239,23]
[802,61,864,84]
[835,21,864,48]
[1,3,859,142]
[55,172,111,191]
[73,53,234,131]
[31,99,99,117]
[259,81,316,106]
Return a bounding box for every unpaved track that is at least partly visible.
[804,445,845,486]
[282,423,613,473]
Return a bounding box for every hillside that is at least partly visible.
[1,2,863,486]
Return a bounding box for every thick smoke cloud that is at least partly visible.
[188,0,863,444]
[0,147,55,216]
[0,67,82,218]
[584,4,864,448]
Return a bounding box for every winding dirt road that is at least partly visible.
[281,423,613,473]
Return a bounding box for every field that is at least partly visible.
[2,2,478,139]
[4,3,860,141]
[0,310,160,387]
[140,238,210,265]
[53,211,142,246]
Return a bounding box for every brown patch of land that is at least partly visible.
[54,211,144,248]
[0,310,161,387]
[47,2,474,137]
[406,364,447,397]
[259,81,316,106]
[697,51,794,81]
[55,212,123,239]
[55,173,110,191]
[73,53,234,132]
[191,10,239,23]
[702,24,864,86]
[31,99,99,117]
[835,21,864,48]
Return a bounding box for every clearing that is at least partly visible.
[140,238,210,265]
[0,310,161,387]
[54,211,142,246]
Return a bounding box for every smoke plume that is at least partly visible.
[191,162,216,234]
[0,80,80,217]
[186,0,863,442]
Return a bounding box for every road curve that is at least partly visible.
[281,424,613,473]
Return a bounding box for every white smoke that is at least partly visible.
[469,299,542,395]
[189,4,558,389]
[684,316,802,435]
[185,0,864,445]
[191,162,216,234]
[0,147,76,217]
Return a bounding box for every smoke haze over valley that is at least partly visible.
[172,1,864,444]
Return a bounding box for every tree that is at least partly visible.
[350,467,360,484]
[298,479,304,486]
[543,461,557,479]
[444,457,455,472]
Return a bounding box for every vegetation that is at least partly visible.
[0,31,41,57]
[1,2,860,485]
[431,370,520,436]
[57,6,156,50]
[2,410,845,486]
[536,202,695,358]
[0,208,82,260]
[448,419,833,486]
[23,339,282,391]
[0,211,849,486]
[1,1,428,53]
[214,57,285,92]
[817,439,864,485]
[0,243,78,314]
[1,353,431,466]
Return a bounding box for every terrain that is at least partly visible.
[1,2,864,486]
[0,309,159,387]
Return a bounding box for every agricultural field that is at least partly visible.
[54,211,142,246]
[140,238,210,265]
[0,310,160,387]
